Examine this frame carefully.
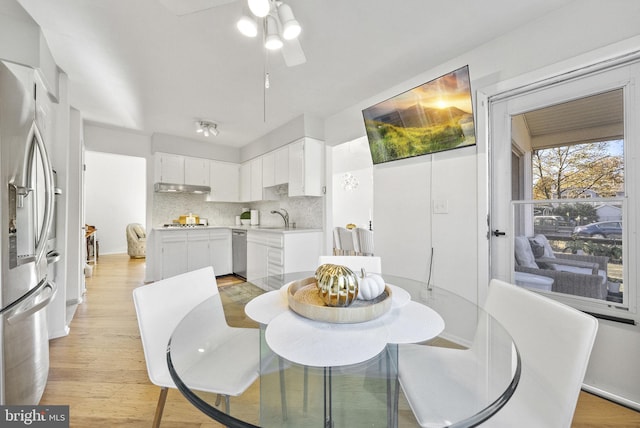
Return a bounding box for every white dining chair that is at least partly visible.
[354,227,374,256]
[337,227,357,255]
[133,266,259,428]
[398,278,598,428]
[332,227,342,255]
[318,255,382,274]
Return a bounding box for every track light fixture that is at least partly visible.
[195,120,219,137]
[236,0,301,51]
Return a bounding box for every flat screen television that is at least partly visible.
[362,65,476,164]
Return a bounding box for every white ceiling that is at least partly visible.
[17,0,575,148]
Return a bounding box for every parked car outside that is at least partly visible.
[533,215,571,234]
[573,221,623,239]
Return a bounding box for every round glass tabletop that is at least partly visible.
[168,272,520,428]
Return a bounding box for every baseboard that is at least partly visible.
[582,383,640,411]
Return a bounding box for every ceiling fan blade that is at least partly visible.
[157,0,236,16]
[281,38,306,67]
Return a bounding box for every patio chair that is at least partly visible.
[514,235,609,300]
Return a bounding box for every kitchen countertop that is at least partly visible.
[153,225,322,234]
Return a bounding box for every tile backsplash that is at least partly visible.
[153,192,324,229]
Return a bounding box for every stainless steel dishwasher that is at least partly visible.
[232,229,247,279]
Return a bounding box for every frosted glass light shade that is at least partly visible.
[278,4,301,40]
[248,0,270,18]
[237,15,258,37]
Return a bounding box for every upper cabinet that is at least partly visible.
[154,152,184,184]
[250,157,264,201]
[263,146,290,188]
[155,137,324,201]
[240,161,251,202]
[154,152,209,187]
[289,138,323,197]
[206,160,240,202]
[184,157,209,186]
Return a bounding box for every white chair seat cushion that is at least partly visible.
[399,345,485,427]
[176,327,259,395]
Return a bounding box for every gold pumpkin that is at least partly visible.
[315,264,359,307]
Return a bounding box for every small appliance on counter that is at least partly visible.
[250,209,260,225]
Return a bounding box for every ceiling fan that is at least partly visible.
[157,0,306,67]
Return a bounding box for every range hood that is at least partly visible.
[154,182,211,194]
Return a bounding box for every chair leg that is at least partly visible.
[152,387,168,428]
[278,357,288,421]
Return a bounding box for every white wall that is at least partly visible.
[84,152,146,254]
[331,137,373,231]
[324,0,640,409]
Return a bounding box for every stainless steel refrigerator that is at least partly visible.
[0,61,57,405]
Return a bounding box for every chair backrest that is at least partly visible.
[127,223,146,240]
[133,266,219,388]
[483,279,598,427]
[337,227,356,254]
[332,227,342,253]
[354,228,374,255]
[318,255,382,274]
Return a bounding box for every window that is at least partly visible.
[511,89,629,313]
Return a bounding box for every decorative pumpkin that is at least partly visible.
[315,264,359,307]
[356,268,386,300]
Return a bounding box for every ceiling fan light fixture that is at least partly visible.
[277,4,301,40]
[237,14,258,37]
[248,0,270,18]
[264,16,283,50]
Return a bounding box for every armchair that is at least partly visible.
[514,235,609,300]
[126,223,146,258]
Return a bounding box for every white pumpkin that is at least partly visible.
[356,268,386,300]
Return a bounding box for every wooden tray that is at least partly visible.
[287,277,392,323]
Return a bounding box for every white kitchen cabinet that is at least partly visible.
[184,157,210,186]
[155,228,232,279]
[240,161,251,202]
[209,228,232,276]
[187,229,211,271]
[154,152,184,184]
[250,157,263,201]
[247,230,322,289]
[262,146,289,188]
[262,151,275,188]
[159,230,188,279]
[288,138,324,197]
[274,146,289,185]
[207,160,240,202]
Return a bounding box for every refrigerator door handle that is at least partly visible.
[26,121,55,265]
[3,279,57,325]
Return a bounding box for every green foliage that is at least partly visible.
[365,119,474,164]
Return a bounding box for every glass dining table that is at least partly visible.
[167,272,520,428]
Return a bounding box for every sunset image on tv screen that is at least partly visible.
[363,65,476,164]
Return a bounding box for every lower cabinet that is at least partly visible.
[156,228,232,280]
[247,230,322,290]
[159,231,188,280]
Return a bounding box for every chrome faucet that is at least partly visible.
[270,208,289,228]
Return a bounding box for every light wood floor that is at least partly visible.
[40,254,640,427]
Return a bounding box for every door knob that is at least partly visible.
[492,229,506,237]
